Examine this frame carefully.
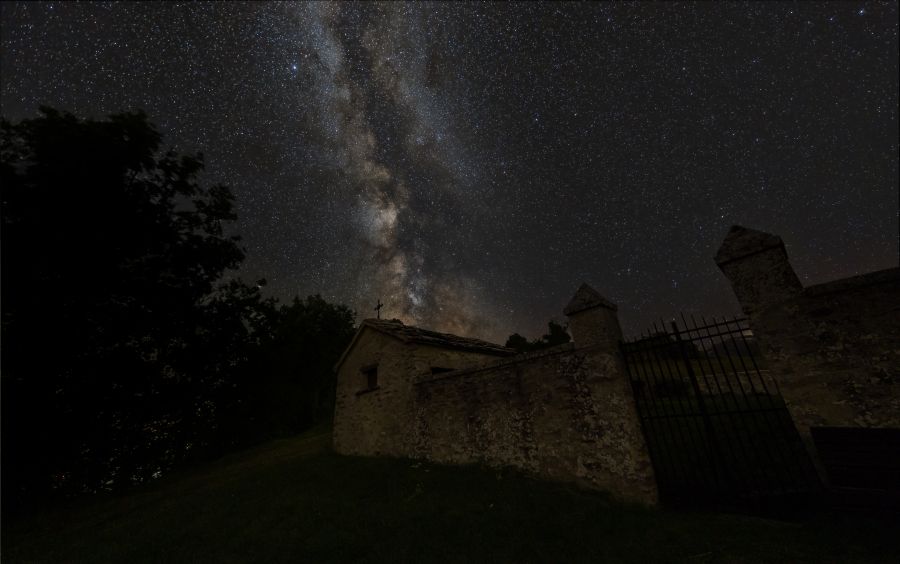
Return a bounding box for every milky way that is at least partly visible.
[288,3,494,336]
[2,2,897,342]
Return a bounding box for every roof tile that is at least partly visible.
[362,318,515,356]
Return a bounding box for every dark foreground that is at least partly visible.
[3,429,897,563]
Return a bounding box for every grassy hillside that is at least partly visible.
[3,428,897,563]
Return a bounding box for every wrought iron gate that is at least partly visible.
[620,315,821,513]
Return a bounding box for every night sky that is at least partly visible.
[2,2,897,342]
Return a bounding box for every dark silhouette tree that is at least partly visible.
[238,295,356,440]
[504,332,530,352]
[0,108,271,510]
[540,320,571,347]
[633,331,702,359]
[504,320,571,353]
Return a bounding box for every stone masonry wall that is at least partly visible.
[715,226,900,466]
[411,344,658,505]
[333,330,412,458]
[333,285,659,506]
[750,268,900,435]
[333,330,505,458]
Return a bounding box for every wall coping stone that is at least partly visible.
[413,341,610,385]
[714,225,787,267]
[801,267,899,299]
[563,283,618,314]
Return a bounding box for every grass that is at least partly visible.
[3,427,898,563]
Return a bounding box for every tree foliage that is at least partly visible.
[504,320,571,353]
[239,295,356,440]
[504,332,530,352]
[0,108,354,513]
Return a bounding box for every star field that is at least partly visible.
[2,1,897,342]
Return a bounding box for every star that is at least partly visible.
[0,1,894,341]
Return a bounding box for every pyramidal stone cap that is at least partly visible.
[563,283,617,315]
[714,225,787,267]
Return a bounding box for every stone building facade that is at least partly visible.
[332,319,514,459]
[715,225,900,448]
[332,285,658,505]
[333,225,897,505]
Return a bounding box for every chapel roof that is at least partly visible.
[362,318,516,356]
[333,318,515,372]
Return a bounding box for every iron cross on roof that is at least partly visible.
[374,299,384,319]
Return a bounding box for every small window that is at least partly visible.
[430,366,454,375]
[361,364,378,391]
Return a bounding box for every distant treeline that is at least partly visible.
[1,109,355,515]
[504,320,571,352]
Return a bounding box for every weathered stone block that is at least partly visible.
[715,225,900,487]
[333,292,659,506]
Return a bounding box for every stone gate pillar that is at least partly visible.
[714,225,803,317]
[714,226,900,496]
[564,283,659,505]
[563,283,622,348]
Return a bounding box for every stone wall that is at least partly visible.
[333,330,412,458]
[332,285,659,506]
[333,329,507,458]
[744,269,900,433]
[411,343,658,505]
[715,226,900,457]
